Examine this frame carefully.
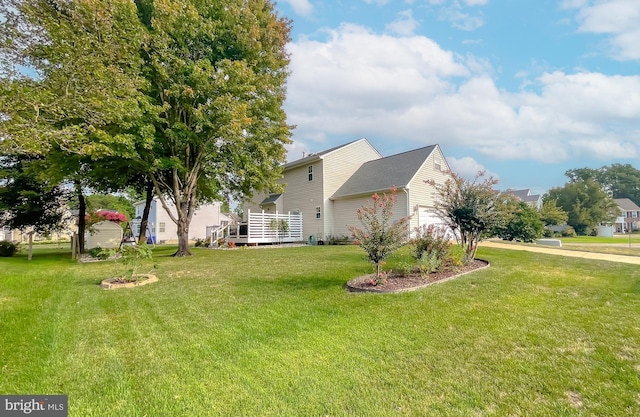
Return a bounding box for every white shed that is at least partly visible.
[85,221,123,250]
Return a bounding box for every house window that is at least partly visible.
[315,206,321,219]
[308,165,313,182]
[159,222,166,233]
[434,157,442,171]
[633,212,638,218]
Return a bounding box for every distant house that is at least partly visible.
[244,138,453,242]
[506,189,542,209]
[614,198,640,233]
[132,197,222,243]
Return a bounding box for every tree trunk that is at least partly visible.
[138,181,153,245]
[173,218,192,256]
[77,186,86,253]
[28,231,33,261]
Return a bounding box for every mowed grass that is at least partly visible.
[1,245,640,416]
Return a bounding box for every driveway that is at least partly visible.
[479,240,640,265]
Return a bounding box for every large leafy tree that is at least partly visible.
[0,0,150,252]
[431,172,502,262]
[546,179,617,235]
[539,198,568,227]
[494,201,544,242]
[135,0,292,256]
[0,156,69,259]
[566,164,640,206]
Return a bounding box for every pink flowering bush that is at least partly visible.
[85,209,127,225]
[348,187,409,284]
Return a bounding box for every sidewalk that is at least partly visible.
[479,240,640,265]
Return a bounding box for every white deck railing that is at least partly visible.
[228,210,304,244]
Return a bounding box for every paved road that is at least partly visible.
[479,240,640,265]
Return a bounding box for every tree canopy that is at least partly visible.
[546,179,617,235]
[0,0,292,256]
[566,164,640,206]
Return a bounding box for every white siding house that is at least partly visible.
[243,138,453,243]
[133,197,222,243]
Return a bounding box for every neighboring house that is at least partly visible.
[244,138,452,241]
[614,198,640,233]
[132,197,222,243]
[506,189,542,209]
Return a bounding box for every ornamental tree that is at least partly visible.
[430,171,502,263]
[349,188,409,282]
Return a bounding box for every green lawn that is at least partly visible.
[1,245,639,416]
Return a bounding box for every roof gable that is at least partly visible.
[331,145,437,199]
[283,138,377,171]
[615,198,640,211]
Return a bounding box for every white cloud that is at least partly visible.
[281,0,313,17]
[439,8,484,31]
[448,157,499,182]
[385,9,420,36]
[566,0,640,61]
[285,25,640,164]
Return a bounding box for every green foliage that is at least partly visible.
[110,243,153,281]
[445,244,466,268]
[495,202,544,242]
[395,260,415,277]
[561,227,577,237]
[546,179,617,235]
[418,251,442,276]
[0,241,19,257]
[539,199,568,226]
[431,171,501,262]
[138,0,293,256]
[88,247,110,260]
[194,238,206,248]
[0,156,69,235]
[0,0,292,258]
[566,164,640,206]
[324,235,351,245]
[349,188,409,276]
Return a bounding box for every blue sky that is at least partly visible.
[273,0,640,195]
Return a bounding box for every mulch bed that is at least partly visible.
[346,259,489,293]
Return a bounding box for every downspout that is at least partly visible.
[402,187,411,239]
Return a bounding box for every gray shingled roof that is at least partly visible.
[260,194,282,205]
[614,198,640,211]
[331,145,436,199]
[507,189,531,199]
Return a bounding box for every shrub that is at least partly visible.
[561,227,577,237]
[348,187,409,277]
[413,224,451,261]
[395,261,415,277]
[418,251,442,276]
[444,244,466,269]
[88,247,110,260]
[0,241,19,257]
[194,238,208,247]
[110,244,153,281]
[324,235,351,245]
